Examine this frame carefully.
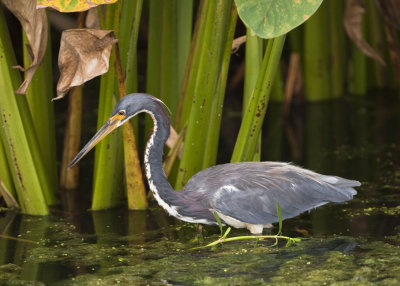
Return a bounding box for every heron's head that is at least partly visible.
[69,93,164,167]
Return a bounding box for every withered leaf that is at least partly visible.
[344,0,386,66]
[232,35,246,54]
[2,0,48,94]
[163,125,186,177]
[375,0,400,30]
[0,180,19,209]
[37,0,117,13]
[85,8,100,29]
[55,29,118,100]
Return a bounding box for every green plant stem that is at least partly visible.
[92,2,124,210]
[59,12,85,190]
[159,1,178,116]
[288,26,303,54]
[304,2,331,101]
[146,0,162,99]
[120,0,143,94]
[349,25,367,95]
[0,6,48,214]
[0,141,15,197]
[16,32,56,205]
[202,5,237,169]
[329,0,345,98]
[175,0,207,130]
[120,0,141,142]
[146,0,192,121]
[119,0,147,209]
[60,86,82,190]
[176,0,193,97]
[243,30,263,161]
[161,1,179,114]
[193,233,300,249]
[365,0,387,88]
[175,0,232,188]
[115,42,148,210]
[244,30,263,109]
[23,23,58,195]
[231,35,286,163]
[270,64,284,102]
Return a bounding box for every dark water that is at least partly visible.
[1,95,400,285]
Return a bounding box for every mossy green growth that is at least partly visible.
[2,212,400,285]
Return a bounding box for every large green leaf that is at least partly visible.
[235,0,323,39]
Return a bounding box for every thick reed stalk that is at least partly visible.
[92,3,124,209]
[59,12,84,190]
[115,43,148,209]
[0,7,48,214]
[365,0,387,88]
[175,0,232,188]
[348,16,367,96]
[176,0,208,131]
[0,141,15,197]
[231,35,286,162]
[119,0,143,94]
[23,22,58,194]
[202,5,237,168]
[329,0,345,98]
[270,66,284,102]
[243,28,263,161]
[146,0,192,119]
[304,2,331,101]
[146,0,162,99]
[243,30,263,110]
[59,86,82,189]
[118,0,147,209]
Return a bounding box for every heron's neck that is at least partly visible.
[143,108,182,213]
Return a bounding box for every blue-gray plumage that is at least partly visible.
[70,93,360,234]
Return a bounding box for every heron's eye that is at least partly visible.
[118,110,126,116]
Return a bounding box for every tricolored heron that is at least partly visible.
[70,93,360,234]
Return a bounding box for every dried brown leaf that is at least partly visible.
[232,35,246,53]
[165,125,184,157]
[55,29,118,100]
[85,8,100,29]
[375,0,400,30]
[166,126,179,150]
[2,0,48,94]
[163,125,187,177]
[0,180,19,209]
[344,0,386,66]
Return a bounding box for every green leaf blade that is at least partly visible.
[277,201,283,235]
[213,212,223,235]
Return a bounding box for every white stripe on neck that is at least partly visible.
[143,110,213,225]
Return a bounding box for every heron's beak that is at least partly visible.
[68,112,126,168]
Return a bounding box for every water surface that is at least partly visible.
[1,95,399,285]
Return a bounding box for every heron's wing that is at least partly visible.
[185,162,359,225]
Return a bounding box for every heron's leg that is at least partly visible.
[194,224,204,243]
[196,224,203,235]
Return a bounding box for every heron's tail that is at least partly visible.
[320,175,360,199]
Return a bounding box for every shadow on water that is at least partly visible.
[1,95,400,285]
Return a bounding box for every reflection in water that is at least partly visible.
[1,96,400,284]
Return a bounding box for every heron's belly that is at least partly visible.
[216,212,272,234]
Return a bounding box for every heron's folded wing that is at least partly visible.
[198,163,358,225]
